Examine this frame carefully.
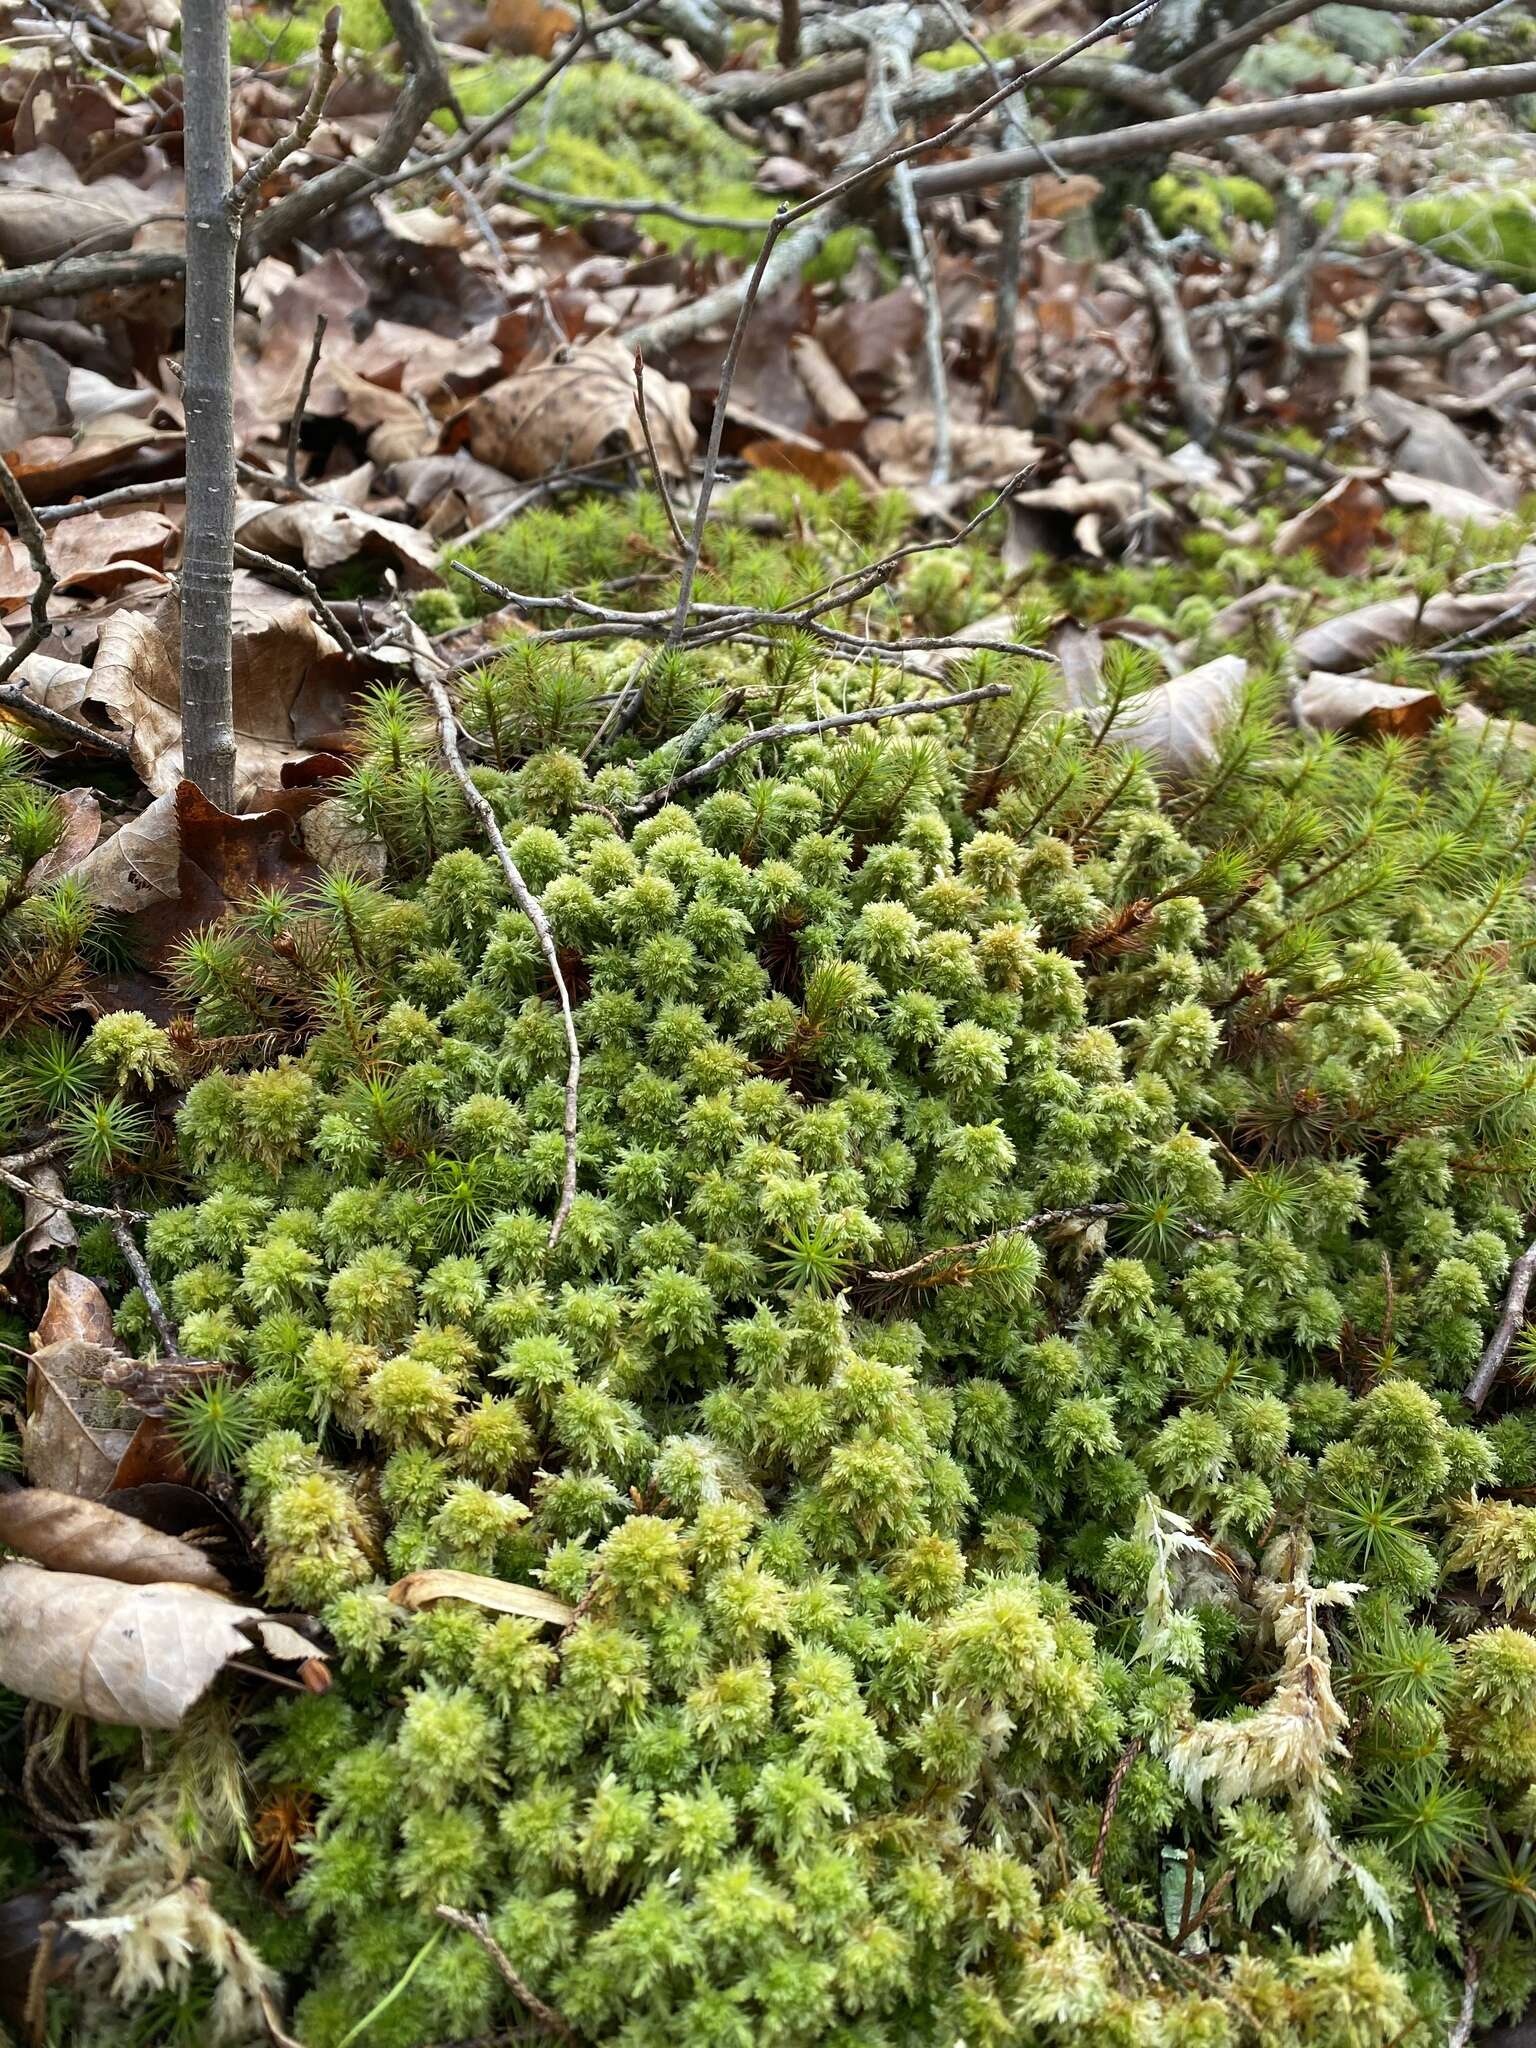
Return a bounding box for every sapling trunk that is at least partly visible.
[179,0,239,813]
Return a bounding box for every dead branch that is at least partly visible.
[632,350,688,554]
[229,6,340,219]
[1448,1944,1480,2048]
[286,316,328,489]
[35,479,188,527]
[0,454,59,693]
[422,669,580,1249]
[776,0,800,68]
[109,1217,179,1357]
[627,681,1012,817]
[1372,286,1536,359]
[232,543,363,659]
[433,1908,576,2040]
[908,58,1536,202]
[1127,211,1220,447]
[1466,1235,1536,1408]
[0,248,186,311]
[499,171,769,231]
[867,1202,1129,1284]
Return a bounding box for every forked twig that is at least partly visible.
[433,1908,576,2041]
[423,671,580,1248]
[229,6,341,219]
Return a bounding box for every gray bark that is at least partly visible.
[179,0,238,811]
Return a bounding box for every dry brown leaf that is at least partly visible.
[1005,475,1147,561]
[0,509,173,612]
[58,790,181,914]
[36,1270,117,1350]
[0,338,72,450]
[465,338,696,479]
[486,0,578,53]
[3,418,184,500]
[1292,581,1536,672]
[24,1340,141,1500]
[864,416,1041,489]
[0,1166,77,1271]
[83,587,357,807]
[1381,471,1508,530]
[1454,701,1536,751]
[791,336,866,428]
[742,439,877,492]
[817,290,925,400]
[318,364,440,466]
[0,1564,324,1730]
[1296,671,1447,737]
[1274,475,1386,576]
[1112,654,1248,773]
[301,797,388,878]
[0,149,180,268]
[388,1569,575,1627]
[0,1489,229,1593]
[1364,387,1514,508]
[28,789,102,889]
[235,498,440,586]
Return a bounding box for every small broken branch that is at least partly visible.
[1466,1235,1536,1408]
[433,1908,576,2041]
[1448,1944,1481,2048]
[628,681,1012,818]
[109,1217,179,1358]
[1091,1738,1144,1883]
[234,542,361,658]
[1127,210,1220,446]
[0,454,59,692]
[286,315,329,490]
[868,1202,1129,1284]
[228,6,340,219]
[423,671,580,1248]
[632,350,688,554]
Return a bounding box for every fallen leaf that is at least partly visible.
[1274,474,1386,575]
[1365,387,1514,508]
[1296,671,1447,737]
[0,1564,325,1730]
[24,1340,142,1500]
[82,587,357,807]
[1112,654,1249,773]
[301,796,387,878]
[0,509,173,612]
[1292,579,1536,671]
[235,497,439,587]
[56,790,182,914]
[1454,701,1536,750]
[486,0,578,54]
[742,439,877,492]
[0,1488,229,1593]
[388,1568,574,1627]
[3,419,184,501]
[393,451,526,537]
[864,417,1042,489]
[791,336,867,427]
[0,149,180,268]
[0,338,72,449]
[817,290,925,400]
[0,1165,77,1269]
[319,364,440,466]
[36,1270,118,1349]
[466,337,696,479]
[1381,471,1508,529]
[1005,475,1148,560]
[28,789,102,888]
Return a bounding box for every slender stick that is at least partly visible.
[234,541,360,658]
[867,1202,1128,1285]
[1466,1235,1536,1408]
[228,6,340,219]
[433,1908,575,2041]
[1091,1738,1143,1883]
[1448,1944,1481,2048]
[286,315,329,490]
[423,673,580,1248]
[909,58,1536,202]
[179,0,239,811]
[0,454,58,693]
[632,350,688,555]
[109,1217,179,1357]
[776,0,799,68]
[628,682,1011,818]
[36,479,188,527]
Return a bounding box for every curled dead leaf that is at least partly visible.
[864,416,1041,489]
[388,1568,574,1627]
[24,1340,143,1500]
[1274,475,1386,576]
[36,1269,118,1350]
[1112,654,1249,774]
[235,497,440,587]
[742,439,877,492]
[0,1487,229,1593]
[465,337,696,479]
[0,1563,325,1730]
[1296,671,1447,737]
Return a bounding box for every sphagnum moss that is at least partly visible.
[29,480,1536,2046]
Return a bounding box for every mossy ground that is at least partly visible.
[12,475,1536,2045]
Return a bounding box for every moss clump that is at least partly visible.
[1400,185,1536,286]
[36,485,1536,2045]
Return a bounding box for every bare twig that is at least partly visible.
[501,171,769,231]
[868,1202,1128,1285]
[1091,1738,1143,1883]
[109,1217,179,1357]
[36,479,188,527]
[632,350,688,554]
[1373,287,1536,359]
[423,671,580,1248]
[776,0,800,67]
[1127,211,1219,446]
[286,315,328,490]
[628,681,1012,817]
[234,542,362,658]
[0,454,59,693]
[433,1909,576,2041]
[1466,1235,1536,1408]
[909,58,1536,202]
[228,6,340,219]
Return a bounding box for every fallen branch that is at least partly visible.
[422,669,580,1248]
[1448,1944,1481,2048]
[909,58,1536,202]
[286,315,328,490]
[36,479,188,527]
[1127,211,1220,447]
[1466,1235,1536,1408]
[433,1908,576,2041]
[234,542,362,658]
[868,1202,1128,1284]
[627,681,1012,818]
[109,1217,179,1358]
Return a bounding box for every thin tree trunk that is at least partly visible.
[180,0,238,812]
